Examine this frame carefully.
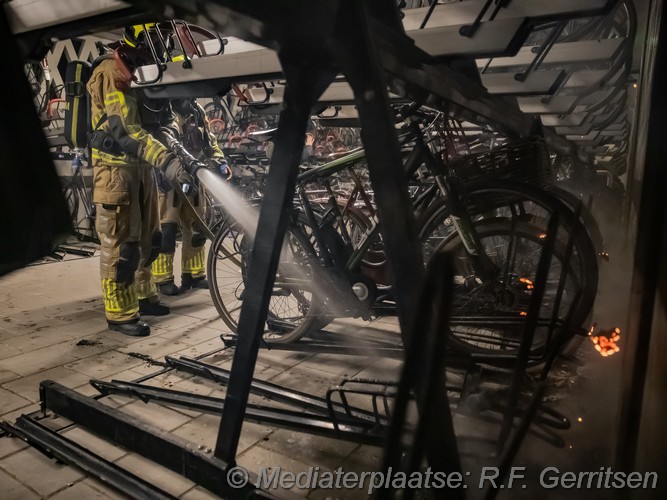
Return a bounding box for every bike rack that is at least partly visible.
[6,1,602,498]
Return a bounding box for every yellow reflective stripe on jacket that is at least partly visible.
[86,59,171,169]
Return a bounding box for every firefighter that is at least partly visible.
[87,25,194,336]
[152,98,231,295]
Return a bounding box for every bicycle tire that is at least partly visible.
[418,179,599,331]
[430,218,586,355]
[546,185,605,253]
[207,217,333,343]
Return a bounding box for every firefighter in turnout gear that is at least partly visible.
[87,26,193,336]
[152,98,231,295]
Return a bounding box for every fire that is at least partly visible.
[519,277,534,289]
[539,234,547,239]
[520,311,527,317]
[588,324,621,357]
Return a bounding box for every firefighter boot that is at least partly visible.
[108,319,151,337]
[180,273,209,292]
[138,299,171,316]
[158,281,180,296]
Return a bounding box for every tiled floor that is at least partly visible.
[0,242,629,499]
[0,249,399,499]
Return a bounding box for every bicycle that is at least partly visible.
[208,110,599,354]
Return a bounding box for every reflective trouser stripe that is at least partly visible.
[182,247,205,277]
[152,253,174,283]
[101,278,139,322]
[136,277,159,301]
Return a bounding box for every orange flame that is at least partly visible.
[588,324,621,357]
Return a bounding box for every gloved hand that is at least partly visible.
[213,159,233,180]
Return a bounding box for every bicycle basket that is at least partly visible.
[448,137,554,188]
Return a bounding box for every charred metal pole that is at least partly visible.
[213,46,336,463]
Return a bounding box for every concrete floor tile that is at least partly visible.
[78,478,128,500]
[0,435,29,460]
[64,350,143,379]
[48,480,122,500]
[181,485,222,499]
[1,329,77,353]
[169,338,226,359]
[117,337,192,361]
[114,453,195,496]
[158,325,224,346]
[340,444,382,472]
[0,403,41,422]
[0,343,23,361]
[0,325,23,342]
[68,335,125,359]
[0,368,20,384]
[94,327,162,345]
[0,468,40,499]
[296,354,372,378]
[61,426,130,462]
[0,343,79,376]
[119,400,194,431]
[172,413,221,449]
[0,447,84,497]
[267,365,340,397]
[260,430,358,472]
[352,357,403,380]
[172,376,220,397]
[256,349,313,373]
[0,387,31,415]
[237,445,316,497]
[237,421,276,455]
[252,360,287,381]
[2,366,92,402]
[149,312,213,333]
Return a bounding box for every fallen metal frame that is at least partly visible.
[164,355,386,425]
[89,379,387,446]
[37,380,282,498]
[0,417,177,500]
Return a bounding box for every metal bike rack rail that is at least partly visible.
[89,379,387,446]
[37,380,283,499]
[1,417,177,500]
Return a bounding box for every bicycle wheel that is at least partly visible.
[546,185,605,253]
[207,221,245,332]
[428,218,584,355]
[207,217,332,343]
[418,179,598,333]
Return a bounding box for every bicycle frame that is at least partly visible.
[292,121,499,300]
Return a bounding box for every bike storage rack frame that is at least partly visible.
[1,0,617,498]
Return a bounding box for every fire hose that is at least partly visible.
[159,128,216,241]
